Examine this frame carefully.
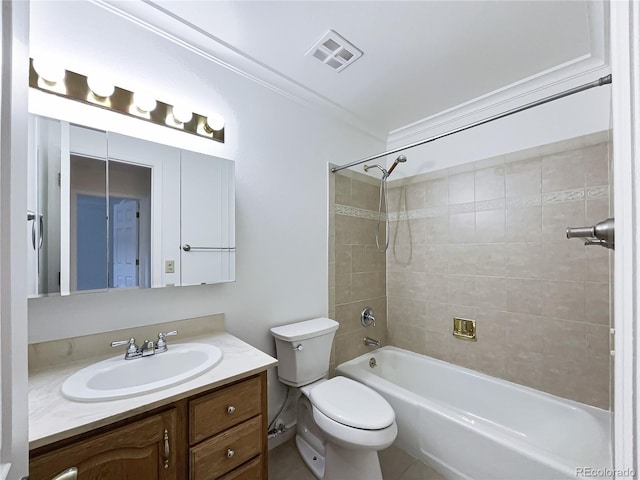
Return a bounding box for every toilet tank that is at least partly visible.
[270,318,339,387]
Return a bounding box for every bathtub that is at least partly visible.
[336,346,612,480]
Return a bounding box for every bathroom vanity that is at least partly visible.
[27,315,276,480]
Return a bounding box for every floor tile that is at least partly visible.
[268,440,446,480]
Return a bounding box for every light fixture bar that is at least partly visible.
[28,58,224,144]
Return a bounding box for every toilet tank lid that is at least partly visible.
[270,318,339,342]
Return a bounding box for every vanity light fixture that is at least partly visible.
[132,91,157,114]
[28,58,224,143]
[87,76,115,99]
[32,58,67,95]
[204,113,225,132]
[32,58,65,85]
[171,105,193,125]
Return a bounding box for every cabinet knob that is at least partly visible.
[226,448,235,458]
[226,405,236,414]
[51,468,78,480]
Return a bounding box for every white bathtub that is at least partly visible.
[336,346,612,480]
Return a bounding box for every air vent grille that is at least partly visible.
[323,38,340,51]
[313,50,328,62]
[306,30,363,73]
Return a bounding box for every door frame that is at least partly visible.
[0,1,30,478]
[611,0,640,472]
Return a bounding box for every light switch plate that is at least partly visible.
[165,260,175,274]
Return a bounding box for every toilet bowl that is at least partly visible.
[270,318,397,480]
[297,376,397,480]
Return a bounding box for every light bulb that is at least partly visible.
[172,106,192,124]
[32,59,65,85]
[133,92,157,113]
[204,113,225,132]
[87,76,115,98]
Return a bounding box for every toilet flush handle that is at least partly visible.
[293,344,303,352]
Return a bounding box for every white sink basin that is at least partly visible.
[61,343,223,402]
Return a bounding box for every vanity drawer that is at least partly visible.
[189,375,261,444]
[190,415,262,480]
[218,457,262,480]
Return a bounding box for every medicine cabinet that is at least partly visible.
[27,114,235,297]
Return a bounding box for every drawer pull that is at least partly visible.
[227,405,236,414]
[226,448,235,458]
[52,468,78,480]
[163,428,170,469]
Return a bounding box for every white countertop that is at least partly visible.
[29,331,277,449]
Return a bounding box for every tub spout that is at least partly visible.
[364,336,381,347]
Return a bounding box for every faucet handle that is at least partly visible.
[111,338,139,356]
[361,307,376,327]
[156,330,178,352]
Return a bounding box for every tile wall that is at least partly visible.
[329,167,388,371]
[385,132,611,408]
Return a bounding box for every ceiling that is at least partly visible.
[138,0,598,140]
[30,1,605,142]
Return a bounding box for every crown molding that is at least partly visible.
[387,1,610,148]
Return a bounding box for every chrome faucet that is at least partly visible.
[141,339,156,357]
[111,331,178,360]
[361,307,376,327]
[364,336,381,347]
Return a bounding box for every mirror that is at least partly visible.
[27,114,235,297]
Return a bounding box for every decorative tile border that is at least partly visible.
[337,186,609,221]
[335,204,381,220]
[505,194,542,208]
[587,186,609,198]
[449,203,476,214]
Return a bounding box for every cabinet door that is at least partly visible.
[180,150,235,285]
[30,409,177,480]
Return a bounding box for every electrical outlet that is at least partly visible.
[165,260,175,274]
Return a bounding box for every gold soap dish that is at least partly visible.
[453,317,476,341]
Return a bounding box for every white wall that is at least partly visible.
[27,1,384,362]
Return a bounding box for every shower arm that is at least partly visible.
[331,75,612,174]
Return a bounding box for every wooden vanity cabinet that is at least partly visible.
[29,408,178,480]
[29,372,268,480]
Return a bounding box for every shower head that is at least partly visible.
[386,154,408,177]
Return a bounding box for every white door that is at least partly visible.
[112,198,139,288]
[0,1,30,479]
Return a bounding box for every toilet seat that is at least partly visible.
[309,376,395,430]
[312,404,398,450]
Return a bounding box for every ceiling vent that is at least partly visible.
[306,30,363,73]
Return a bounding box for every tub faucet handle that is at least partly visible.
[361,307,376,327]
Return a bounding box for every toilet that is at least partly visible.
[270,318,397,480]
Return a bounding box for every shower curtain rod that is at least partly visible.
[331,74,612,174]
